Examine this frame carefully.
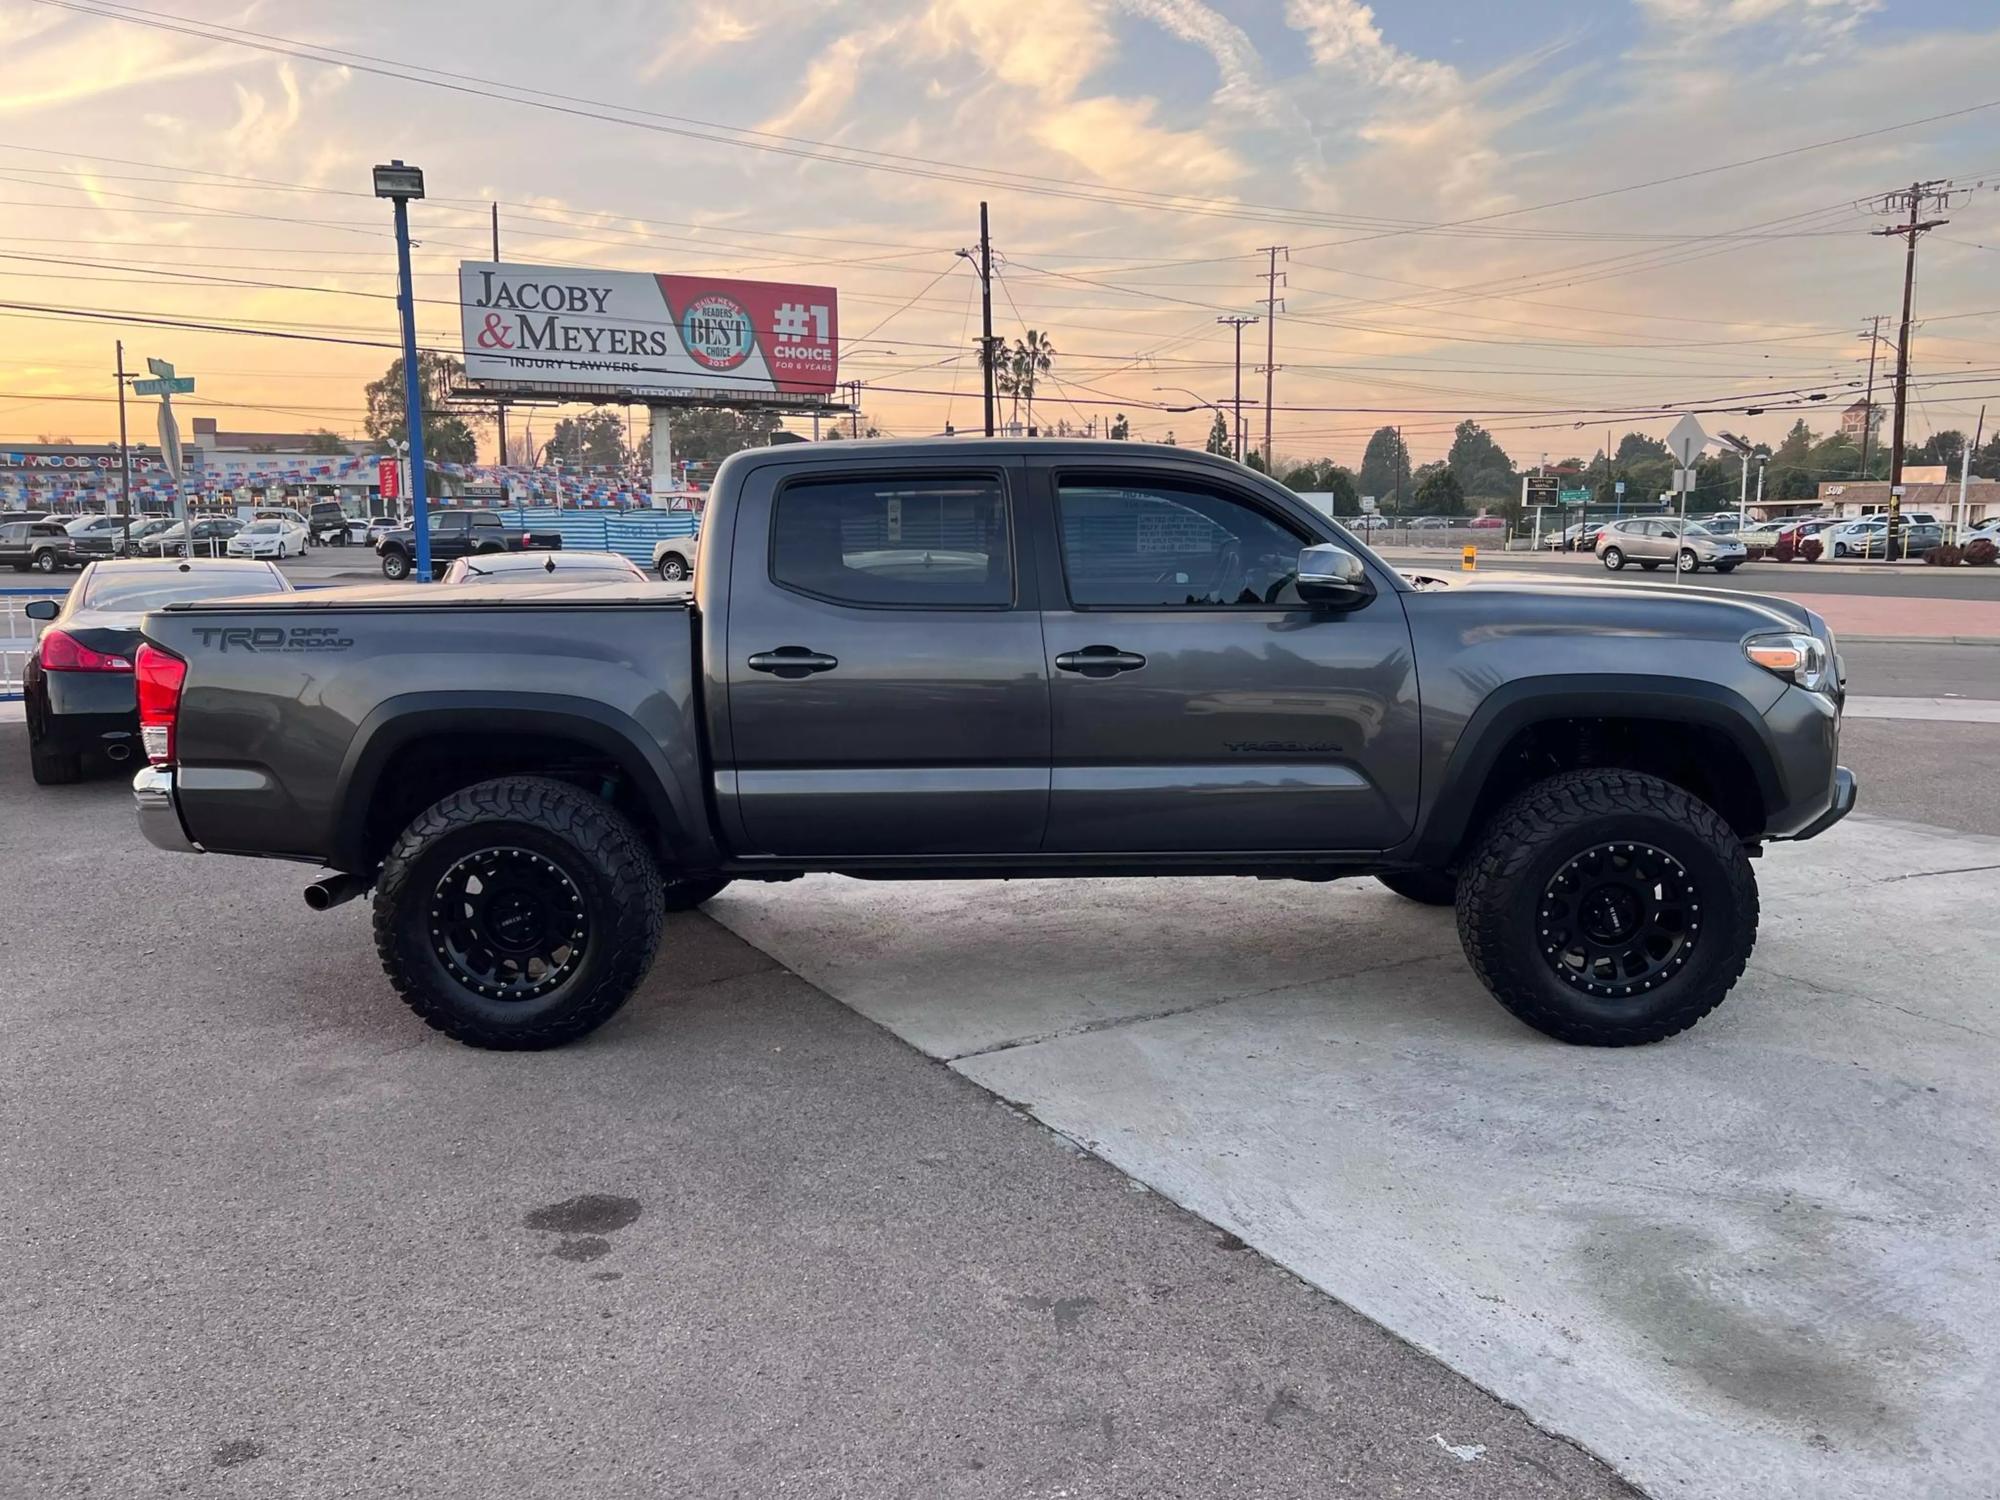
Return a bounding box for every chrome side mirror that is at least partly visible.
[1297,544,1375,609]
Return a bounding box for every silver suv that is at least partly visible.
[1596,517,1747,574]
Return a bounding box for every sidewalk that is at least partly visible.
[1787,592,2000,643]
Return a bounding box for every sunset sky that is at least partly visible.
[3,0,1998,469]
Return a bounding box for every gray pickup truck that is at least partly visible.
[131,440,1854,1051]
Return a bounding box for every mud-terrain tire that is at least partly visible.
[1376,869,1457,906]
[661,875,729,911]
[373,776,664,1050]
[1456,769,1756,1046]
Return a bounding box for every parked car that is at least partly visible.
[226,517,309,559]
[307,500,356,546]
[441,549,648,585]
[1467,515,1506,530]
[0,509,51,525]
[119,517,180,555]
[134,438,1853,1054]
[62,513,129,562]
[1406,516,1454,531]
[140,518,241,558]
[1348,513,1392,532]
[22,558,289,784]
[1596,517,1746,573]
[1960,519,2000,547]
[652,537,697,582]
[1846,520,1942,559]
[0,519,78,573]
[1541,521,1604,551]
[375,510,563,581]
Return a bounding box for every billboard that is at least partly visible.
[459,261,838,406]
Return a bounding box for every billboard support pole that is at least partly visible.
[650,410,674,509]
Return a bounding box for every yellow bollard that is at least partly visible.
[1462,544,1477,571]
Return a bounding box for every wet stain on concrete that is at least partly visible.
[1577,1210,1944,1437]
[211,1439,265,1468]
[523,1193,641,1235]
[1014,1294,1099,1329]
[553,1236,613,1262]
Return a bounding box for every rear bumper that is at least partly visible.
[133,766,200,854]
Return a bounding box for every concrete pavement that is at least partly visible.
[709,810,2000,1500]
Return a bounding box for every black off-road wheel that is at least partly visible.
[381,549,412,581]
[1456,769,1756,1046]
[661,875,729,911]
[373,776,665,1050]
[1376,869,1457,906]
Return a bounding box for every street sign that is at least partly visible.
[378,458,401,498]
[1666,414,1709,468]
[1614,480,1626,495]
[132,377,194,396]
[1672,468,1697,493]
[156,400,184,483]
[1524,473,1559,496]
[1360,496,1376,512]
[146,357,176,379]
[1559,488,1591,504]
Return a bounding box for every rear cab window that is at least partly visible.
[1054,476,1309,608]
[769,474,1013,607]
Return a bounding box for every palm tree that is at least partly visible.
[1011,329,1056,434]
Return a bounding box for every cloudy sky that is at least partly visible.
[3,0,1998,469]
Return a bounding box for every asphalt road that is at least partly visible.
[0,727,1635,1500]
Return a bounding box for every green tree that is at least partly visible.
[1109,412,1131,440]
[1615,431,1670,466]
[1204,410,1232,456]
[1008,329,1056,433]
[1773,418,1815,468]
[1358,426,1410,509]
[364,352,480,466]
[664,406,789,462]
[1414,466,1467,516]
[1279,460,1359,515]
[1445,420,1515,499]
[1910,429,1968,470]
[546,409,629,468]
[303,429,350,456]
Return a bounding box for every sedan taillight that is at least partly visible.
[134,643,188,766]
[37,629,133,673]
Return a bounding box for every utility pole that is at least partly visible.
[1871,178,1953,560]
[850,379,862,438]
[1957,405,1985,541]
[1217,315,1258,464]
[1857,315,1885,478]
[491,202,509,474]
[959,203,997,436]
[114,339,132,553]
[1393,425,1404,514]
[1257,246,1286,468]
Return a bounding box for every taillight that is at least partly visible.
[134,643,187,767]
[38,629,133,673]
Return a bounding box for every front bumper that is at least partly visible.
[1791,766,1857,842]
[133,766,200,854]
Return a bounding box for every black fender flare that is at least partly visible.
[329,693,710,873]
[1408,675,1786,866]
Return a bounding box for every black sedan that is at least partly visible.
[22,558,290,785]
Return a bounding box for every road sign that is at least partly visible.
[1559,487,1591,503]
[1672,468,1697,493]
[1615,480,1626,495]
[146,357,176,379]
[156,400,184,483]
[1524,473,1559,496]
[1360,495,1376,512]
[132,377,194,395]
[378,458,401,498]
[1666,414,1708,468]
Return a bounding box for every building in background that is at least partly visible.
[1838,400,1882,449]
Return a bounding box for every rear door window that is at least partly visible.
[770,475,1013,607]
[1055,478,1308,608]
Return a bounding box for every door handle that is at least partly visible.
[747,646,839,678]
[1055,645,1147,678]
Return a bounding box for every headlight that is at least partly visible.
[1745,632,1835,694]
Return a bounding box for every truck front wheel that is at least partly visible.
[1455,769,1756,1046]
[381,549,411,581]
[372,776,665,1050]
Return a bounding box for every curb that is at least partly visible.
[1840,634,2000,647]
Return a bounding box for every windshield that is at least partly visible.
[241,521,281,533]
[83,568,282,611]
[1682,523,1713,537]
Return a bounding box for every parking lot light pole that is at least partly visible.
[374,161,431,581]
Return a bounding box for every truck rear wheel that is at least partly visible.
[372,776,665,1050]
[1455,769,1756,1046]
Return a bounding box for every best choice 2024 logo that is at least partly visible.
[679,294,756,371]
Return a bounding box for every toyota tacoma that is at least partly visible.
[130,441,1854,1050]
